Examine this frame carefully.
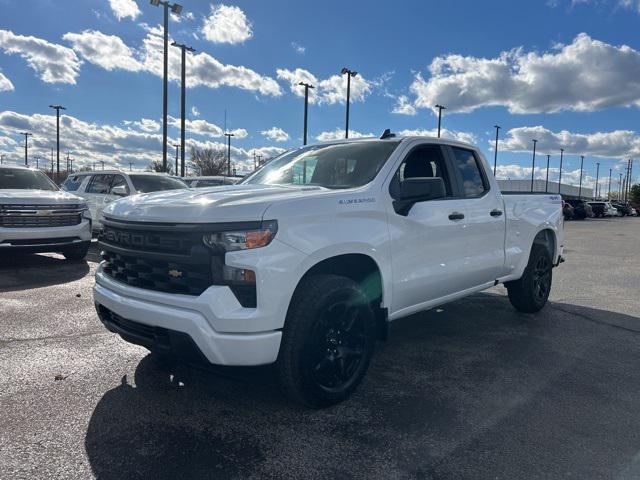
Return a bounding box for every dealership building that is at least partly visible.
[497,179,594,200]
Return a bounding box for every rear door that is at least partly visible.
[85,174,114,228]
[446,146,506,286]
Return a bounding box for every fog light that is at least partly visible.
[222,265,256,283]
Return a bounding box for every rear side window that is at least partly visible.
[62,175,83,191]
[393,145,453,196]
[86,174,114,194]
[450,147,488,197]
[109,175,130,195]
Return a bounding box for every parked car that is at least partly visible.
[94,134,565,407]
[612,202,632,216]
[562,200,574,221]
[185,175,243,188]
[0,165,91,260]
[604,201,619,217]
[62,171,188,232]
[565,199,589,219]
[630,206,638,216]
[587,201,606,218]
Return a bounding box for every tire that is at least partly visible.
[277,274,376,408]
[506,243,553,313]
[62,242,90,261]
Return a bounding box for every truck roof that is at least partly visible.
[314,134,476,150]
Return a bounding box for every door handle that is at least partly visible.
[490,209,503,217]
[448,212,465,221]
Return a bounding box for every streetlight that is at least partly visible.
[530,139,537,192]
[341,67,357,139]
[298,81,315,145]
[594,162,600,200]
[224,132,234,176]
[20,132,32,166]
[150,0,183,173]
[0,154,5,164]
[558,148,564,195]
[171,41,195,177]
[608,168,612,200]
[435,104,446,138]
[545,154,551,193]
[49,105,66,179]
[493,125,500,176]
[129,162,134,172]
[619,173,623,200]
[100,160,105,171]
[578,155,584,199]
[172,143,180,174]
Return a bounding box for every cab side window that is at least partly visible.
[394,145,452,197]
[86,174,114,194]
[450,147,488,197]
[109,175,130,195]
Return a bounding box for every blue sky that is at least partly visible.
[0,0,638,190]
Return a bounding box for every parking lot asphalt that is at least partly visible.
[1,218,639,480]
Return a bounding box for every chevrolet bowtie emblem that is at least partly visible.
[168,269,183,278]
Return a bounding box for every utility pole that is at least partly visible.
[435,104,446,138]
[150,0,183,172]
[578,155,584,199]
[628,159,634,201]
[173,143,180,174]
[0,154,4,164]
[341,67,358,138]
[129,162,134,171]
[66,151,70,172]
[171,41,195,177]
[100,160,105,171]
[545,154,551,193]
[607,168,612,200]
[530,139,537,192]
[493,125,500,176]
[619,173,623,200]
[558,148,564,195]
[594,162,600,200]
[69,158,74,173]
[21,132,32,166]
[298,82,314,145]
[224,132,234,176]
[49,105,66,179]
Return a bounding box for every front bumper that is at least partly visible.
[93,269,282,366]
[0,219,92,252]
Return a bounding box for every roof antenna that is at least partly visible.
[380,128,395,139]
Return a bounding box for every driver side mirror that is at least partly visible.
[111,185,128,197]
[393,177,446,216]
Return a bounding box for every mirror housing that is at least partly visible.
[393,177,446,216]
[111,185,128,197]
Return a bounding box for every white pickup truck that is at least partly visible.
[0,165,92,260]
[94,134,564,407]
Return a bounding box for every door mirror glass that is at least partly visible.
[111,184,128,197]
[394,177,446,216]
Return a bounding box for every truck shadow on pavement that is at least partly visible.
[0,253,90,292]
[84,293,640,480]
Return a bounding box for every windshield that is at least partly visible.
[129,175,188,193]
[0,168,58,191]
[242,141,400,189]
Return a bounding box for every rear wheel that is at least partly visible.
[506,243,553,313]
[277,274,376,408]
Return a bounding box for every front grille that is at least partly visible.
[101,250,213,296]
[0,203,84,228]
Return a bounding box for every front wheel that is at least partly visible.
[277,274,376,408]
[506,243,553,313]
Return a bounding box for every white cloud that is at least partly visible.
[316,129,374,142]
[167,116,248,139]
[108,0,141,20]
[126,118,160,133]
[392,95,416,115]
[63,30,144,72]
[261,127,289,142]
[201,4,253,44]
[409,33,640,114]
[277,68,372,105]
[499,125,640,159]
[191,106,200,117]
[0,71,14,92]
[397,128,477,144]
[65,28,281,96]
[0,30,81,84]
[291,42,305,54]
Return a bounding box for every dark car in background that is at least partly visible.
[587,201,606,218]
[565,199,590,220]
[613,202,632,216]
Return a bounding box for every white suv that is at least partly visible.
[62,171,188,232]
[0,165,91,260]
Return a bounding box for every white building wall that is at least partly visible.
[497,179,593,198]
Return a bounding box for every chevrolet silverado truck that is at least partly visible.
[94,134,564,407]
[0,165,91,260]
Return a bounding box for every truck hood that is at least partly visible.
[0,189,85,205]
[103,184,337,223]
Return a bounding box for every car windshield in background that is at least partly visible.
[242,141,400,189]
[129,175,188,193]
[0,168,58,191]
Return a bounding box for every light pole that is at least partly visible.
[298,81,315,145]
[171,41,194,177]
[578,155,584,199]
[594,162,600,200]
[558,148,564,194]
[49,105,65,179]
[545,154,551,193]
[224,132,234,176]
[150,0,183,172]
[129,162,134,172]
[341,67,357,138]
[493,125,500,176]
[530,139,537,192]
[100,160,105,171]
[173,143,180,174]
[21,132,32,166]
[435,104,446,138]
[619,173,623,200]
[608,168,612,200]
[0,154,4,164]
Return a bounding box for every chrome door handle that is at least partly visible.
[448,212,465,221]
[490,209,503,217]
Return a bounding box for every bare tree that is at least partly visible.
[147,159,174,175]
[189,146,227,176]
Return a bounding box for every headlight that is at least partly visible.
[203,220,278,252]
